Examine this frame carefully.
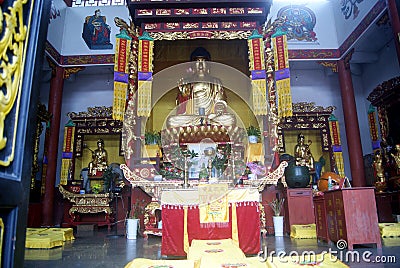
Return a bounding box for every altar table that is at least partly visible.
[161,187,261,256]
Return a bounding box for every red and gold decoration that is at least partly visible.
[377,106,389,143]
[329,114,345,177]
[272,30,292,118]
[248,30,268,116]
[113,30,132,121]
[368,105,380,150]
[60,121,75,185]
[137,32,154,117]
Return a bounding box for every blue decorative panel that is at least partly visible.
[277,5,317,42]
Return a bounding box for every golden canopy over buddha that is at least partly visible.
[166,47,236,128]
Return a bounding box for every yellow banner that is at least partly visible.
[276,78,292,118]
[251,79,267,115]
[113,81,128,120]
[137,80,152,117]
[60,159,71,185]
[333,152,345,177]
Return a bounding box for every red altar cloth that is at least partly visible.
[161,188,260,256]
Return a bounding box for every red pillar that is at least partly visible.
[386,0,400,66]
[337,59,366,187]
[42,66,64,226]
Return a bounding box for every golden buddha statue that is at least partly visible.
[294,133,315,170]
[88,139,108,176]
[166,47,236,128]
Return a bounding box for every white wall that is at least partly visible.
[331,0,380,45]
[47,5,131,56]
[47,0,68,52]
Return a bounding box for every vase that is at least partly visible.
[273,216,284,236]
[284,165,310,188]
[126,218,139,239]
[248,135,258,144]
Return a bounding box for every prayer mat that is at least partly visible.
[187,239,246,268]
[25,228,75,249]
[45,228,75,241]
[25,232,63,249]
[290,224,317,239]
[379,223,400,237]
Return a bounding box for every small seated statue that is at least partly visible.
[166,47,236,128]
[294,133,315,171]
[391,144,400,175]
[88,139,108,176]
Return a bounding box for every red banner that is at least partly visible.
[64,127,74,152]
[369,113,378,141]
[330,121,340,145]
[274,35,286,70]
[140,40,150,72]
[116,38,127,73]
[251,38,262,70]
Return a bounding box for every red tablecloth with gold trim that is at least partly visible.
[161,187,260,256]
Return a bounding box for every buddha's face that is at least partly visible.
[194,58,207,74]
[97,141,104,148]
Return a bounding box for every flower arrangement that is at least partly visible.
[246,161,266,176]
[268,197,285,216]
[130,199,147,219]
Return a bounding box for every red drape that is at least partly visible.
[161,202,260,256]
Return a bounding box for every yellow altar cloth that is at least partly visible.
[161,187,260,206]
[245,143,264,163]
[124,258,195,268]
[144,144,162,158]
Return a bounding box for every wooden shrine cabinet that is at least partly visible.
[313,195,329,242]
[277,102,336,173]
[324,188,381,250]
[283,188,315,234]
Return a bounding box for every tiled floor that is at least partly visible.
[24,227,400,268]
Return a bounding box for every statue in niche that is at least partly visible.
[88,139,108,176]
[166,47,236,128]
[82,9,113,50]
[294,133,315,171]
